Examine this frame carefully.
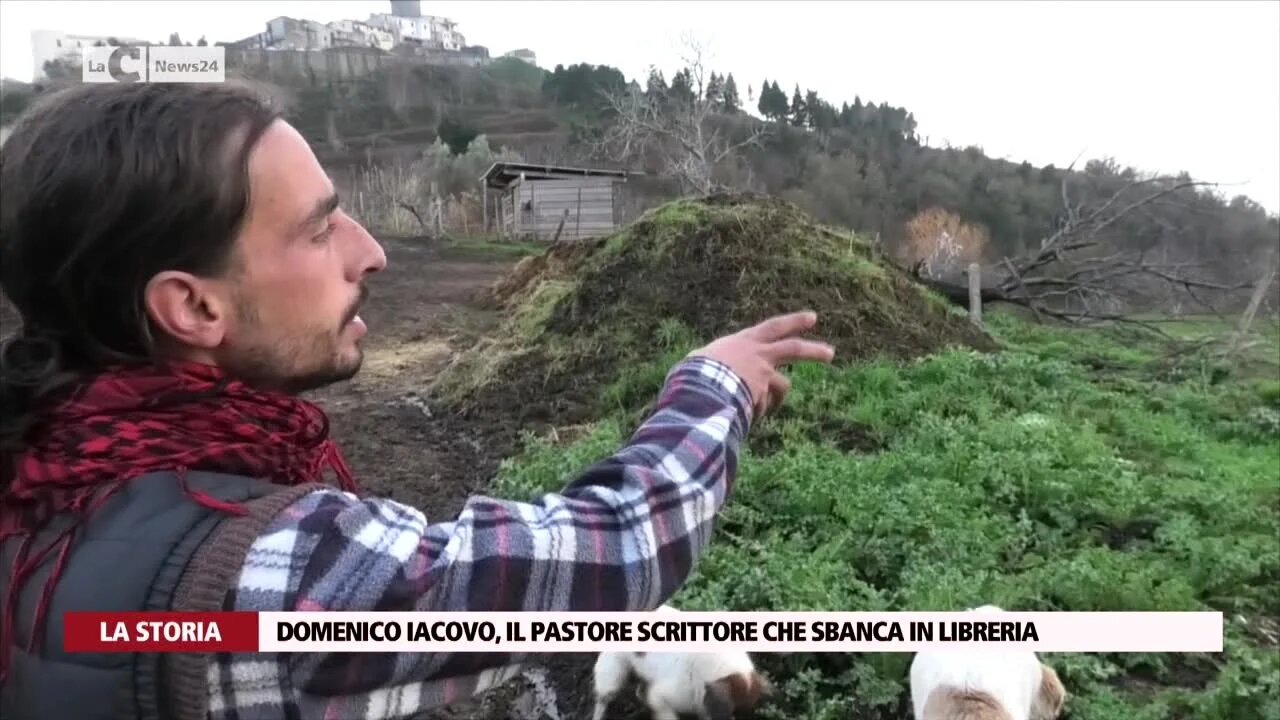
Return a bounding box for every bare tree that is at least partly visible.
[900,207,990,278]
[910,166,1256,331]
[591,37,770,195]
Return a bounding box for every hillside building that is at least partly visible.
[224,1,473,63]
[327,20,395,51]
[366,12,465,51]
[504,48,537,66]
[264,16,333,50]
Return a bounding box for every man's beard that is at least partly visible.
[225,286,367,395]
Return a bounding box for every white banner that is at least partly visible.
[256,611,1223,653]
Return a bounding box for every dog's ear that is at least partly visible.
[703,678,737,720]
[704,672,768,719]
[1032,663,1067,719]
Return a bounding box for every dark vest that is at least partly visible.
[0,471,325,720]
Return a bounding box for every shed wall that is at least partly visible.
[499,177,621,240]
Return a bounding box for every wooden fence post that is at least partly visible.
[514,172,524,238]
[968,262,983,326]
[530,180,537,241]
[552,208,569,243]
[576,187,582,239]
[1230,253,1278,356]
[429,182,442,237]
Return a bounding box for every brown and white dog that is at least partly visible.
[591,605,770,720]
[909,605,1067,720]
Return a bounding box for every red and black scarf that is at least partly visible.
[0,360,358,682]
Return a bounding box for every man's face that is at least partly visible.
[214,119,386,394]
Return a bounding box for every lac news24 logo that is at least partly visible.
[82,44,225,84]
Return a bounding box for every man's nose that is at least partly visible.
[349,215,387,277]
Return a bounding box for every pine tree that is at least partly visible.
[669,68,695,107]
[804,90,822,129]
[722,73,740,113]
[645,67,668,106]
[790,84,806,127]
[705,72,723,109]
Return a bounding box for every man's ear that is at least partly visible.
[143,270,230,351]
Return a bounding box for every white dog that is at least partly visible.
[909,605,1066,720]
[591,605,769,720]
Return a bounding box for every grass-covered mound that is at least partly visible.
[431,193,995,426]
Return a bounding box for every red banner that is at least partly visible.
[63,612,259,652]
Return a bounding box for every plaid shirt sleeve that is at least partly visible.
[209,355,754,719]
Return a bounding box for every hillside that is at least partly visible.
[270,55,1278,314]
[4,51,1275,313]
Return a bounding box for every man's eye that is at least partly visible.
[314,220,337,242]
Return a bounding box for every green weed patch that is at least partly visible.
[492,312,1280,720]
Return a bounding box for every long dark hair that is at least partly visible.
[0,80,283,484]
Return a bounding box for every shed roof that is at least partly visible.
[480,161,635,189]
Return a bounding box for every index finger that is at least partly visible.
[762,337,836,365]
[745,311,819,342]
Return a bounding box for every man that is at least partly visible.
[0,80,834,720]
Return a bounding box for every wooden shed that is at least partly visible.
[480,162,632,241]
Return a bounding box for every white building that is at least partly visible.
[327,19,395,51]
[265,16,333,51]
[366,12,465,51]
[30,29,146,81]
[504,48,537,66]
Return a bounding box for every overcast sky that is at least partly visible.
[2,0,1277,214]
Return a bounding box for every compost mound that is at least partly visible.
[432,193,996,433]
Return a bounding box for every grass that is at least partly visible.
[440,236,547,260]
[490,310,1280,720]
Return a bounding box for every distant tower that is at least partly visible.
[391,0,421,17]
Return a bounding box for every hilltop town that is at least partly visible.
[27,0,535,82]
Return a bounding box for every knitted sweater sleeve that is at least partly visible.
[209,356,754,719]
